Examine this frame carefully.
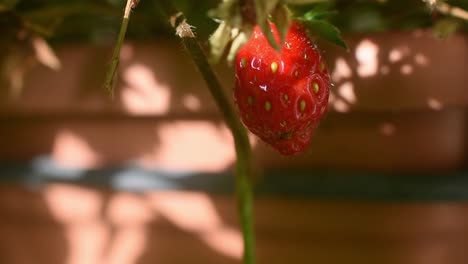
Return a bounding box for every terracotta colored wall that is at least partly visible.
[1,32,467,171]
[1,185,468,264]
[1,32,468,264]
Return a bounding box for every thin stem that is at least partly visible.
[158,1,255,264]
[104,0,135,97]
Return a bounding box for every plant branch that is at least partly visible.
[104,0,136,97]
[157,1,255,264]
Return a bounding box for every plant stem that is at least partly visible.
[104,0,135,97]
[157,2,255,264]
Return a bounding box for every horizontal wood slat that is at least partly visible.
[1,32,467,171]
[0,32,467,115]
[0,186,468,264]
[2,158,468,201]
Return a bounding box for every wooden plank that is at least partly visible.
[0,33,466,116]
[0,108,465,170]
[3,158,468,200]
[1,186,468,264]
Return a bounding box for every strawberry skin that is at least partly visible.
[234,21,330,155]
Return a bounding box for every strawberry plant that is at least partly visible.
[152,1,348,262]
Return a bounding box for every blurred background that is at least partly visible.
[0,0,468,263]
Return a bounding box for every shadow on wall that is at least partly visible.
[2,184,468,264]
[0,185,241,264]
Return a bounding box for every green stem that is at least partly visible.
[104,0,134,97]
[157,2,255,264]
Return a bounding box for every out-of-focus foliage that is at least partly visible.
[0,0,466,45]
[0,0,219,44]
[0,0,466,98]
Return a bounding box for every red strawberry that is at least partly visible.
[234,21,330,155]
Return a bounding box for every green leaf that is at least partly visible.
[433,18,460,38]
[270,5,291,44]
[300,19,348,49]
[255,0,280,50]
[303,8,338,20]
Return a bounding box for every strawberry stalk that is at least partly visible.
[104,0,138,97]
[158,1,256,264]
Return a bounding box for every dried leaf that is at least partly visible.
[207,0,242,27]
[227,30,250,64]
[209,22,233,64]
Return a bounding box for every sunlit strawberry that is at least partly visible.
[234,21,330,155]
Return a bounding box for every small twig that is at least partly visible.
[104,0,137,97]
[158,1,256,264]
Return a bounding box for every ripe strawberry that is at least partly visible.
[234,21,330,155]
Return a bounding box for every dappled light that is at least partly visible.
[52,129,101,168]
[428,97,443,110]
[379,122,396,136]
[105,193,154,264]
[146,192,242,259]
[389,48,404,63]
[3,183,468,264]
[40,184,242,264]
[355,39,379,77]
[143,121,237,172]
[121,63,170,115]
[324,30,468,117]
[0,30,464,172]
[103,226,147,264]
[45,184,103,222]
[400,64,414,75]
[182,94,202,112]
[414,53,429,66]
[107,193,155,224]
[331,98,350,113]
[337,81,357,104]
[331,57,352,82]
[32,37,61,71]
